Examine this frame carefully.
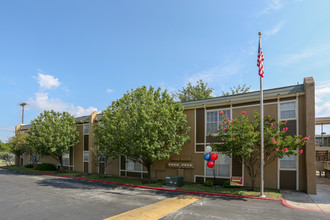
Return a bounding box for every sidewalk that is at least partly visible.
[281,175,330,214]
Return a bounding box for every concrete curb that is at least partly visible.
[281,199,330,214]
[3,168,328,214]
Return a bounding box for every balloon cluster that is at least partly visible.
[204,146,218,168]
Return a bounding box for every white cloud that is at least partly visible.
[315,81,330,117]
[316,101,330,117]
[28,92,97,117]
[264,21,284,37]
[74,106,98,117]
[0,127,14,132]
[36,73,61,90]
[260,0,283,15]
[107,88,114,93]
[275,44,330,67]
[186,63,242,86]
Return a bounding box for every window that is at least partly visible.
[206,152,230,177]
[126,159,142,172]
[62,152,70,166]
[98,155,106,163]
[83,124,89,135]
[316,138,322,145]
[30,153,39,164]
[280,155,296,169]
[207,109,231,134]
[83,151,89,162]
[280,102,296,120]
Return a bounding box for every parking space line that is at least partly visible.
[104,195,200,220]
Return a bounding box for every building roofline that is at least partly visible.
[316,117,330,125]
[18,82,309,129]
[181,84,304,109]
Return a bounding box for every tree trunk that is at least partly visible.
[251,176,256,191]
[147,164,151,184]
[59,156,63,172]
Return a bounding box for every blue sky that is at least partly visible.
[1,0,330,141]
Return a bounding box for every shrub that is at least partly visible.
[223,180,231,188]
[24,164,33,168]
[204,180,213,187]
[36,163,57,171]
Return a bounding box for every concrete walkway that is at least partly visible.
[281,175,330,213]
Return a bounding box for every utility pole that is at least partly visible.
[19,102,28,124]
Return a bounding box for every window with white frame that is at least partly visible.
[83,151,89,162]
[62,152,70,166]
[206,152,230,177]
[126,159,142,172]
[280,102,296,120]
[207,109,231,134]
[280,155,296,169]
[83,124,89,135]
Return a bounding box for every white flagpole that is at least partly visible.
[259,32,265,197]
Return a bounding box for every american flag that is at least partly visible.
[257,37,264,78]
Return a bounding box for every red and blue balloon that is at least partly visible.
[204,146,218,168]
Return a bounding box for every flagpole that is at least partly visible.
[259,32,265,198]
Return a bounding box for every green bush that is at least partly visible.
[204,180,213,187]
[223,180,231,188]
[36,163,57,171]
[24,164,33,168]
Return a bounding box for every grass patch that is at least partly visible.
[177,183,281,199]
[1,166,281,199]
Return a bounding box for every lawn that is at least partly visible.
[0,160,6,166]
[1,165,282,199]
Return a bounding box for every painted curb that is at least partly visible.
[281,199,330,214]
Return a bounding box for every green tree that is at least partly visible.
[27,110,79,171]
[176,79,214,102]
[210,111,308,190]
[95,86,190,183]
[0,140,9,152]
[221,84,251,96]
[8,132,29,166]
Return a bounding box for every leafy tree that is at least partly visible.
[8,132,29,166]
[176,79,214,102]
[0,140,9,152]
[92,146,112,177]
[95,86,190,183]
[221,84,251,96]
[210,111,308,190]
[27,110,79,171]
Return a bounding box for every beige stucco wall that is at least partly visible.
[152,109,199,182]
[74,125,84,172]
[107,158,120,176]
[304,77,316,194]
[89,112,98,174]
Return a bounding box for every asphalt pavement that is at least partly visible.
[281,175,330,214]
[0,168,329,219]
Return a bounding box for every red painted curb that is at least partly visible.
[281,199,330,214]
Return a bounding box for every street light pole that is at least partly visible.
[19,102,28,124]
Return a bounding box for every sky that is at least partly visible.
[1,0,330,141]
